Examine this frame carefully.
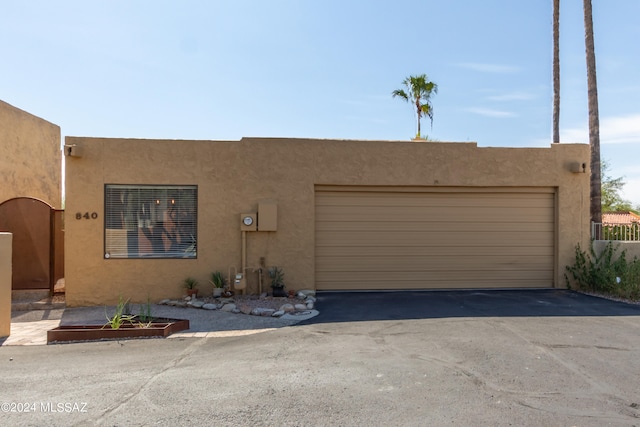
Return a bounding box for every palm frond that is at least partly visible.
[420,104,434,127]
[392,89,408,100]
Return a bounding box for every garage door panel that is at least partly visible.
[316,206,552,223]
[315,189,555,290]
[316,221,555,233]
[319,193,554,208]
[316,231,554,247]
[316,255,554,272]
[316,245,554,257]
[317,270,553,282]
[316,279,552,290]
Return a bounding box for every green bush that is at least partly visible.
[565,241,640,300]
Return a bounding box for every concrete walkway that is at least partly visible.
[2,303,303,346]
[2,319,62,346]
[3,315,281,346]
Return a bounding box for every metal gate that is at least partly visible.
[0,197,64,292]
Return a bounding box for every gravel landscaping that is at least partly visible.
[158,289,319,321]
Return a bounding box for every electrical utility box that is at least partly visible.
[258,200,277,231]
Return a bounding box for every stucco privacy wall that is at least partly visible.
[0,100,61,207]
[64,137,590,307]
[0,233,11,338]
[594,241,640,261]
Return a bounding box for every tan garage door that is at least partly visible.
[315,187,555,290]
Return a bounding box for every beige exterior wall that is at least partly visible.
[0,233,12,338]
[0,100,61,208]
[64,136,590,306]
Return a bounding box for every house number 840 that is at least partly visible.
[76,212,98,220]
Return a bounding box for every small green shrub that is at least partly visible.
[565,241,640,300]
[618,259,640,301]
[138,295,153,322]
[104,296,136,329]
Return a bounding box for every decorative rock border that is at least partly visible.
[158,290,319,320]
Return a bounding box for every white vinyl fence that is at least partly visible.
[592,222,640,241]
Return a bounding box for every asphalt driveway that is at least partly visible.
[2,290,640,426]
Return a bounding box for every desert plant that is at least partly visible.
[268,266,285,289]
[138,295,153,322]
[104,296,136,330]
[183,277,198,290]
[209,271,225,288]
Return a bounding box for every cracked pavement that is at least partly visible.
[1,290,640,426]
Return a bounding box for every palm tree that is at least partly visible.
[392,74,438,139]
[583,0,602,224]
[552,0,560,143]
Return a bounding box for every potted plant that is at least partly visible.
[183,277,199,298]
[209,271,225,297]
[268,266,287,297]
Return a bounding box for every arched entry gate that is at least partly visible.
[0,197,64,292]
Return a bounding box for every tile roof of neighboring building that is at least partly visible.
[602,211,640,225]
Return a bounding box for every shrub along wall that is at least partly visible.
[567,241,640,301]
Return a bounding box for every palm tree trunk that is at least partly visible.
[552,0,560,143]
[415,103,421,138]
[583,0,602,224]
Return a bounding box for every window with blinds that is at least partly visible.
[104,184,197,259]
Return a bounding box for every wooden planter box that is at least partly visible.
[47,318,190,344]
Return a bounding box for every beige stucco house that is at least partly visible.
[64,136,591,307]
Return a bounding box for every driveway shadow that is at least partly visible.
[300,290,640,324]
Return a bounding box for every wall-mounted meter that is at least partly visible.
[240,213,257,231]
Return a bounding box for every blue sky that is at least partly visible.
[2,1,639,206]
